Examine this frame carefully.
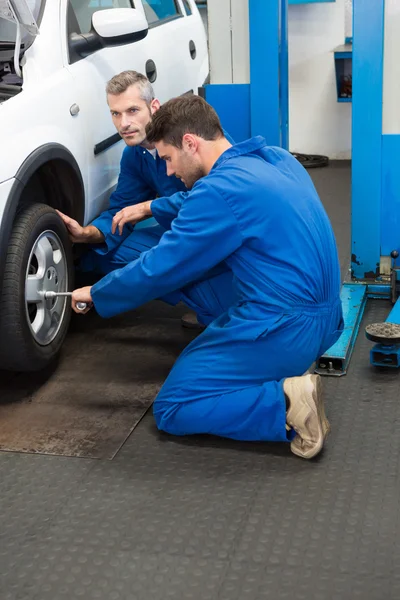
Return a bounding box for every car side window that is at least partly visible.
[68,0,135,36]
[141,0,182,26]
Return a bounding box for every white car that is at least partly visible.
[0,0,208,371]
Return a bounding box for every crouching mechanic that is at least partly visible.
[71,96,344,459]
[57,70,234,329]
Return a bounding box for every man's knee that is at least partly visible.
[153,399,181,434]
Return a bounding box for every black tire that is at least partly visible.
[291,153,329,169]
[0,203,74,372]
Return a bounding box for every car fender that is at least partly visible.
[0,143,84,286]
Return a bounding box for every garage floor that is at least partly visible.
[2,162,400,600]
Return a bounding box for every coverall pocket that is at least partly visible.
[254,313,292,341]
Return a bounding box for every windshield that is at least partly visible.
[0,0,42,43]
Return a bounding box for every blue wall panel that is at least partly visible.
[280,0,289,149]
[249,0,280,146]
[205,0,288,149]
[381,135,400,257]
[203,84,251,143]
[351,0,385,279]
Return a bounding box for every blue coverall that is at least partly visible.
[80,144,187,273]
[91,136,344,442]
[81,138,235,318]
[82,130,234,273]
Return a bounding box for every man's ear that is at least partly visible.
[150,98,161,114]
[182,133,198,155]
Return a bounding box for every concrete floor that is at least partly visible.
[4,162,400,600]
[310,161,351,278]
[4,8,400,600]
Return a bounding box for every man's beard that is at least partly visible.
[121,128,146,146]
[182,165,206,189]
[122,107,152,147]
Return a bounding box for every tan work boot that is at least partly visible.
[284,374,330,459]
[181,311,206,331]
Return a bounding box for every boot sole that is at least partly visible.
[181,316,206,330]
[290,374,330,459]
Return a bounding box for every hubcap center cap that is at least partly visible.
[45,266,59,292]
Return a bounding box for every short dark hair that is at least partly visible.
[145,95,224,148]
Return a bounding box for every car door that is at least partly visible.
[172,0,209,91]
[138,0,208,98]
[61,0,195,225]
[61,0,149,224]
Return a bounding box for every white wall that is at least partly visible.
[288,0,351,158]
[344,0,352,40]
[206,0,351,158]
[382,0,400,134]
[207,0,250,85]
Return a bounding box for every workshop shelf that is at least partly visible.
[334,43,352,102]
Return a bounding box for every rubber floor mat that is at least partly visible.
[0,303,193,459]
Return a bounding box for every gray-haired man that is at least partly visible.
[57,70,233,327]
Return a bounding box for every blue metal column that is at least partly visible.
[280,0,289,150]
[381,136,400,257]
[248,0,289,149]
[351,0,385,279]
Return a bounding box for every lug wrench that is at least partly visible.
[43,291,88,311]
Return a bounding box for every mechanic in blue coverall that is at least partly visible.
[71,96,343,460]
[57,70,233,329]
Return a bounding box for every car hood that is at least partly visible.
[0,0,39,36]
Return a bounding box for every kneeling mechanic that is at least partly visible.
[71,96,344,459]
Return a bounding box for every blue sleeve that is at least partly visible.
[150,191,189,229]
[90,147,154,253]
[91,182,242,318]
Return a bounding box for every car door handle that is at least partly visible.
[189,40,196,60]
[70,103,80,116]
[145,59,157,83]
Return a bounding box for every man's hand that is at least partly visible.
[56,210,85,242]
[56,210,104,244]
[71,286,93,314]
[111,200,153,235]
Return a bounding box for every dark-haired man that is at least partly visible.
[72,96,343,460]
[58,70,233,328]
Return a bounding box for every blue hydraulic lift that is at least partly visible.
[203,0,400,376]
[319,0,400,374]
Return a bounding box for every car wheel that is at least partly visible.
[0,203,74,372]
